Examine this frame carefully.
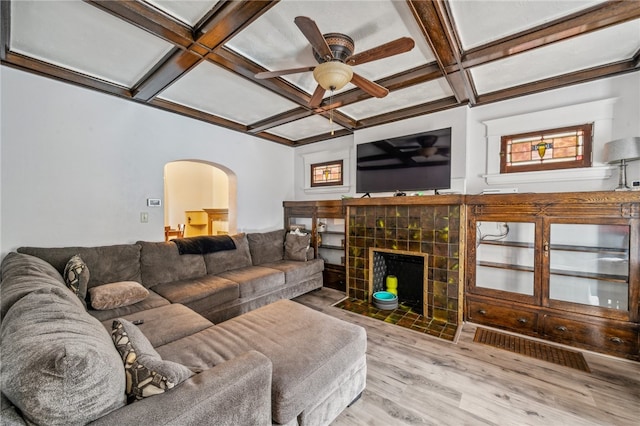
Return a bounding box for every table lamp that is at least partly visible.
[604,137,640,190]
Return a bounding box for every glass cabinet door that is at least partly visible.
[548,223,629,311]
[475,221,536,297]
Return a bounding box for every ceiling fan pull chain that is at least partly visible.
[330,90,334,135]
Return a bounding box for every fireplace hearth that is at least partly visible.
[370,249,427,315]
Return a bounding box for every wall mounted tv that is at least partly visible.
[356,127,452,194]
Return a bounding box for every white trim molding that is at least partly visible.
[482,98,618,185]
[484,166,613,185]
[301,148,351,192]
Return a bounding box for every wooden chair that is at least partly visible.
[165,224,185,241]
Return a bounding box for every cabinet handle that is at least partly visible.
[543,240,549,257]
[517,318,528,324]
[555,326,567,332]
[609,337,624,345]
[478,309,487,315]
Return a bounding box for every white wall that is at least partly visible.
[0,68,294,257]
[465,72,640,194]
[294,72,639,199]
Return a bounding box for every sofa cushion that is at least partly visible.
[247,229,285,265]
[0,287,126,425]
[101,304,213,348]
[63,254,90,307]
[151,275,239,307]
[89,281,150,310]
[203,233,252,275]
[261,258,324,284]
[284,233,311,261]
[218,266,285,298]
[17,244,142,288]
[88,290,170,322]
[0,253,70,320]
[112,319,193,403]
[138,241,206,287]
[155,299,367,425]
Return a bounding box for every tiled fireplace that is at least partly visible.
[343,196,464,336]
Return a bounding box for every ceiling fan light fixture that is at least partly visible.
[313,61,353,91]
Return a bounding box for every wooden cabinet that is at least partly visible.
[465,192,639,360]
[185,210,208,237]
[284,200,346,291]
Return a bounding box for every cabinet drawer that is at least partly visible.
[467,300,538,333]
[323,266,346,291]
[317,205,344,217]
[543,315,639,356]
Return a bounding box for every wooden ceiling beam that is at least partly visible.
[248,109,314,134]
[253,132,297,147]
[132,48,202,101]
[196,1,280,49]
[476,60,637,105]
[3,52,132,98]
[149,98,248,132]
[462,1,640,68]
[85,0,278,103]
[207,48,316,107]
[291,129,353,146]
[355,96,459,128]
[406,0,475,104]
[84,0,194,48]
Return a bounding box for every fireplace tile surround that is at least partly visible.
[344,196,465,332]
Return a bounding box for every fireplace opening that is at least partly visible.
[370,249,428,316]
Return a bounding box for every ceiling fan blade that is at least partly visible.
[351,73,389,98]
[255,66,315,79]
[294,16,333,62]
[346,37,415,66]
[308,84,326,108]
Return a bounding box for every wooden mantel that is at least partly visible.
[203,208,229,235]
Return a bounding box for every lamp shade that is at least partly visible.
[313,61,353,91]
[603,137,640,163]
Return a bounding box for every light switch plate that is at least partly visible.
[140,212,149,223]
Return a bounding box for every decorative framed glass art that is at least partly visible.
[500,124,593,173]
[311,160,343,187]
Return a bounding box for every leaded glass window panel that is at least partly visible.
[311,160,343,187]
[500,124,592,173]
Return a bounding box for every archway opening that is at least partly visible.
[163,160,237,239]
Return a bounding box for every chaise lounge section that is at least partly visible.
[0,230,367,425]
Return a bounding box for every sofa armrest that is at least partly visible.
[90,350,272,426]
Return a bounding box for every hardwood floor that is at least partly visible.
[294,288,640,426]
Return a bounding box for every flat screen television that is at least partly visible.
[356,127,452,194]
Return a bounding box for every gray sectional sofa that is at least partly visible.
[0,230,367,425]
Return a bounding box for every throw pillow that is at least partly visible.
[284,233,311,262]
[111,319,193,403]
[247,230,286,265]
[89,281,149,310]
[63,254,90,307]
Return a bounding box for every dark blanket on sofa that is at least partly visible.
[172,236,236,255]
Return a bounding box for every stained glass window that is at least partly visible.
[311,160,343,187]
[500,124,593,173]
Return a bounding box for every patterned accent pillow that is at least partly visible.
[284,233,311,262]
[111,319,193,403]
[63,254,90,307]
[89,281,149,310]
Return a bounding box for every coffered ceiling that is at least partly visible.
[2,1,639,146]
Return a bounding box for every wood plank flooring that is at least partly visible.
[293,288,640,426]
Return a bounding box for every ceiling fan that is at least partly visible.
[255,16,415,108]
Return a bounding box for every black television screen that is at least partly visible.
[356,127,452,193]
